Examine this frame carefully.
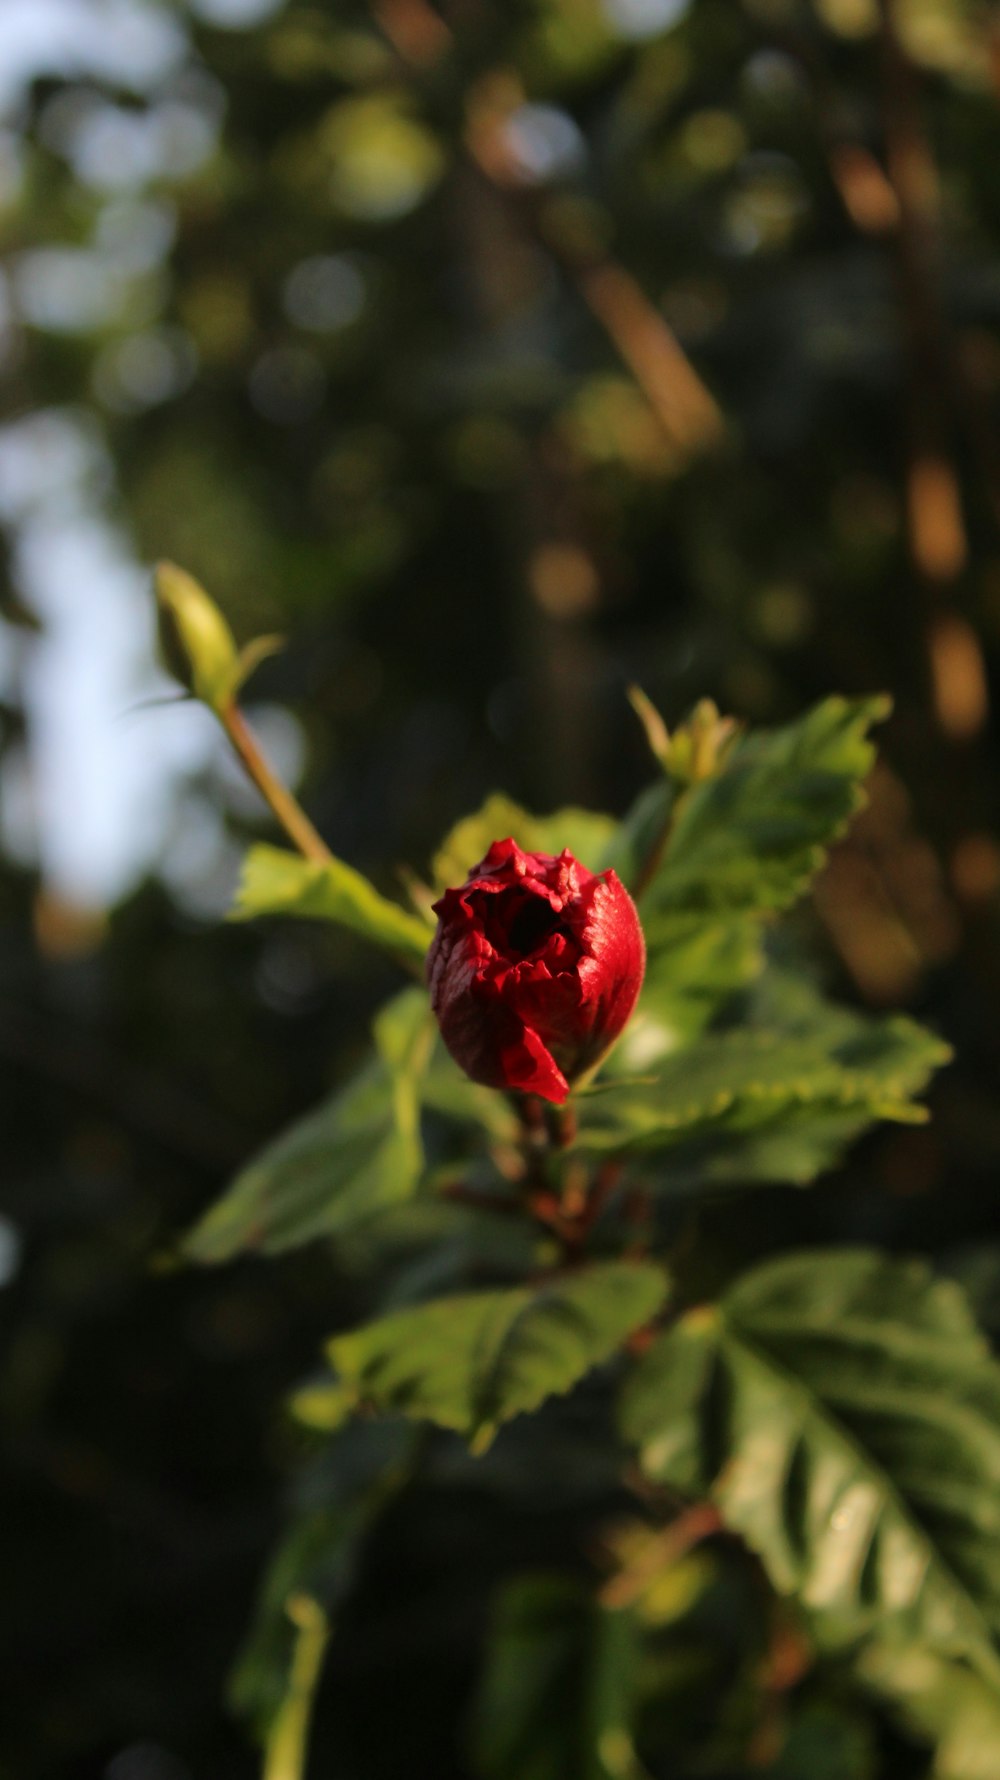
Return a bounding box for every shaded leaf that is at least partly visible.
[327,1259,669,1447]
[232,841,431,964]
[472,1575,643,1780]
[420,1036,520,1140]
[230,1419,413,1739]
[765,1700,877,1780]
[184,989,433,1261]
[621,1250,1000,1687]
[640,1099,905,1196]
[604,780,675,900]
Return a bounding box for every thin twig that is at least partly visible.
[220,701,332,864]
[574,260,724,452]
[600,1503,723,1610]
[371,0,449,65]
[440,1180,524,1218]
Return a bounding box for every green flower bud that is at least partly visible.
[155,561,240,711]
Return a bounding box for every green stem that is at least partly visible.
[262,1594,330,1780]
[220,700,332,865]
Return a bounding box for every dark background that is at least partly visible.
[3,0,1000,1774]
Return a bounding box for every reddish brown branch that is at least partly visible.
[600,1502,723,1609]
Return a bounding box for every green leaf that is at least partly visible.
[155,560,240,710]
[232,631,285,696]
[857,1640,1000,1780]
[232,841,431,964]
[326,1259,669,1448]
[634,696,890,933]
[640,1100,901,1196]
[183,989,433,1261]
[432,794,618,889]
[231,1420,413,1739]
[472,1575,643,1780]
[626,684,673,769]
[603,917,763,1065]
[420,1038,520,1141]
[765,1700,877,1780]
[579,1011,949,1180]
[603,780,674,898]
[289,1379,356,1434]
[621,1250,1000,1688]
[320,1191,548,1297]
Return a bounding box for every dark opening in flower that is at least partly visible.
[427,837,646,1104]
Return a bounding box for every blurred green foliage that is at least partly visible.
[5,0,1000,1776]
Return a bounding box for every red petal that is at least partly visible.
[498,1024,570,1102]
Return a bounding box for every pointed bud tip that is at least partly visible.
[153,561,238,710]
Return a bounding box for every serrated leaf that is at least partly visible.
[579,1011,949,1176]
[184,989,434,1261]
[472,1575,642,1780]
[621,1250,1000,1688]
[432,794,618,890]
[632,696,889,932]
[642,1100,898,1195]
[326,1259,669,1447]
[232,841,431,964]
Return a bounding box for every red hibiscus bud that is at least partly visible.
[427,838,646,1105]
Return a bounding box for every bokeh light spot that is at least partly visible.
[602,0,690,40]
[283,254,365,333]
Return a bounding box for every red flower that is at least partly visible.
[427,838,645,1104]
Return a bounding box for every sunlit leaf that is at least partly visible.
[232,841,431,963]
[857,1639,1000,1780]
[155,560,240,711]
[604,916,763,1064]
[432,794,618,890]
[580,1008,949,1181]
[621,1251,1000,1687]
[624,696,890,934]
[327,1259,669,1448]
